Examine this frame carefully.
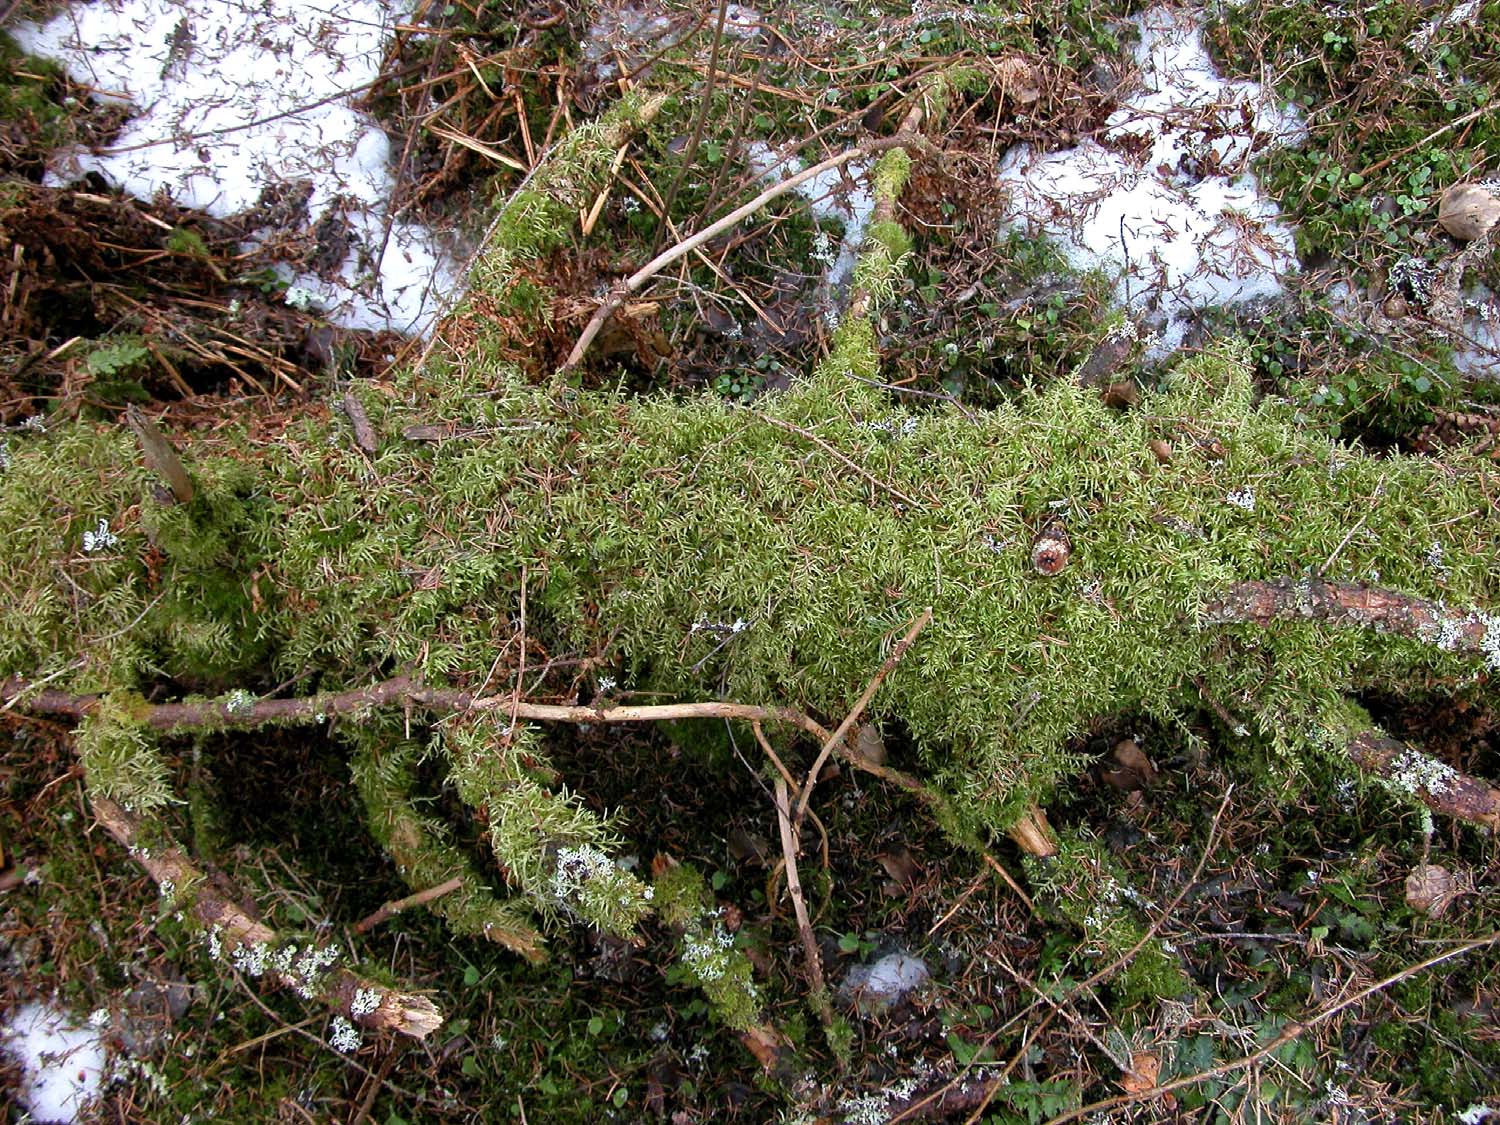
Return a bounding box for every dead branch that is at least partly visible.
[353,875,465,935]
[1346,731,1500,829]
[91,796,442,1039]
[1203,576,1498,659]
[562,133,924,370]
[793,606,932,825]
[843,98,925,325]
[773,774,833,1031]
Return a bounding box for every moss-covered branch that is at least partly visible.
[91,796,442,1040]
[1206,576,1500,663]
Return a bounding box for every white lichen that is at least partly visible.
[350,988,381,1018]
[328,1015,361,1053]
[1384,747,1460,797]
[224,688,257,715]
[82,518,119,553]
[230,940,269,977]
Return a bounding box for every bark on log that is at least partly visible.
[1203,577,1499,662]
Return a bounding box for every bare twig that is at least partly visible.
[353,875,465,934]
[561,134,922,369]
[648,0,731,256]
[773,773,833,1030]
[794,607,933,826]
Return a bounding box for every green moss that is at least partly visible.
[0,33,73,153]
[77,693,173,813]
[871,148,912,203]
[443,720,653,937]
[350,734,545,960]
[1028,835,1192,1007]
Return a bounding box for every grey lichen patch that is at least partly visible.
[1382,746,1461,798]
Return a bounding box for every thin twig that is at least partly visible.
[774,775,832,1029]
[753,410,922,509]
[353,875,465,934]
[794,607,933,826]
[561,134,922,369]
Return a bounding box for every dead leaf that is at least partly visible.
[1405,863,1456,918]
[1102,739,1157,791]
[877,845,919,888]
[727,827,772,868]
[1121,1051,1160,1094]
[853,722,887,766]
[994,55,1041,104]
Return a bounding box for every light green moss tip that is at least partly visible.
[872,148,913,203]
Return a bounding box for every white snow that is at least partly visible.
[840,951,930,1013]
[2,1003,108,1124]
[14,0,460,336]
[745,141,875,290]
[997,6,1305,357]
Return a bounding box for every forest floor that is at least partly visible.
[2,0,1500,1122]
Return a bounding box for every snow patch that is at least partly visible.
[2,1003,108,1124]
[14,0,460,336]
[997,6,1305,357]
[840,951,930,1014]
[1452,282,1500,379]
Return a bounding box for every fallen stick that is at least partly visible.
[91,796,442,1040]
[561,133,924,370]
[1345,731,1500,830]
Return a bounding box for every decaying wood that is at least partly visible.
[1346,731,1500,830]
[1006,803,1059,858]
[1204,576,1498,659]
[90,796,443,1039]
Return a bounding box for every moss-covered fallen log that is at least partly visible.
[1,91,1497,1063]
